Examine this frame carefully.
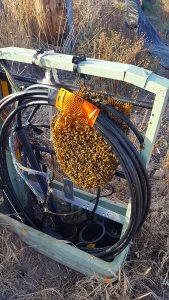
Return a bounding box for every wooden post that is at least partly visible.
[34,0,67,44]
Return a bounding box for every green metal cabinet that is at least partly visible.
[0,47,168,282]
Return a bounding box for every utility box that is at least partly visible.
[0,47,168,282]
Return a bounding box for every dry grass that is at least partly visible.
[0,0,158,97]
[143,0,169,35]
[0,0,155,65]
[73,0,151,66]
[72,0,158,99]
[0,0,65,48]
[0,0,168,299]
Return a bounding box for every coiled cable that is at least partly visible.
[0,87,151,260]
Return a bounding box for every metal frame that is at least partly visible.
[0,47,168,282]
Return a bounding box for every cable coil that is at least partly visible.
[0,86,151,261]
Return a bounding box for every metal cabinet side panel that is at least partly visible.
[0,213,129,282]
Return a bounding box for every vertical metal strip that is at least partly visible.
[140,89,169,166]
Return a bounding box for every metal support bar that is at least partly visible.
[140,88,169,165]
[0,72,153,109]
[29,180,127,224]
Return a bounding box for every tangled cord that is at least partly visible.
[0,86,151,260]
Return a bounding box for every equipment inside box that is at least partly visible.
[0,64,151,263]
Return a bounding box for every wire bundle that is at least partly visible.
[86,109,151,259]
[0,87,49,226]
[0,85,151,260]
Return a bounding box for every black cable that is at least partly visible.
[77,111,151,258]
[28,105,41,123]
[0,89,151,260]
[26,84,50,91]
[0,91,48,118]
[100,184,114,197]
[0,90,48,131]
[99,111,151,224]
[89,185,114,203]
[102,108,149,228]
[93,92,153,109]
[0,98,82,223]
[31,144,55,154]
[31,124,50,129]
[101,104,144,145]
[79,124,141,257]
[89,187,101,219]
[0,100,49,227]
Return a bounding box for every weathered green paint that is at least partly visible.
[0,47,168,280]
[124,65,152,89]
[0,212,129,282]
[140,89,169,166]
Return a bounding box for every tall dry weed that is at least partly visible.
[0,0,66,48]
[0,0,157,73]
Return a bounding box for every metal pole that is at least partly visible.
[65,0,75,51]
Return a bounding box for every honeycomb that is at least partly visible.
[51,88,132,189]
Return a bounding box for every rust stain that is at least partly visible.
[103,277,113,284]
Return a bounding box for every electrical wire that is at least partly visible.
[89,187,101,219]
[77,111,151,258]
[102,104,144,145]
[0,102,49,228]
[0,95,83,222]
[0,88,151,260]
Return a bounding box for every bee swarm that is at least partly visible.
[51,90,132,189]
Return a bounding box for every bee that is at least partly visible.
[51,89,131,189]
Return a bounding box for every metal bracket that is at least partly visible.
[57,188,126,224]
[72,54,86,72]
[32,48,44,65]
